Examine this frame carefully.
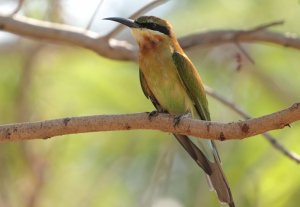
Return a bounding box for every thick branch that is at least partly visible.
[0,103,299,142]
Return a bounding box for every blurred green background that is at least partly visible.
[1,0,300,207]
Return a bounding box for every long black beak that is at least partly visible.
[103,17,140,28]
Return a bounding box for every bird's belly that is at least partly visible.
[140,53,194,115]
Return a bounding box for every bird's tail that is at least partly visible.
[173,134,235,207]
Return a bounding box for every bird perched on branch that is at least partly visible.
[104,16,234,207]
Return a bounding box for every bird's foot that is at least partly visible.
[147,110,160,120]
[173,112,192,127]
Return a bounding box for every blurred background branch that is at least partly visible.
[8,0,24,16]
[1,13,300,60]
[205,86,300,164]
[105,0,168,38]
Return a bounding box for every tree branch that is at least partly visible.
[105,0,168,38]
[85,0,105,30]
[205,86,300,163]
[0,15,137,60]
[179,29,300,50]
[8,0,25,16]
[1,7,299,162]
[1,14,300,62]
[0,103,299,142]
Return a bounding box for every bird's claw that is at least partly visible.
[173,112,192,127]
[147,110,159,120]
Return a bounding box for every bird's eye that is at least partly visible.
[138,22,169,35]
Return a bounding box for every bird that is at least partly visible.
[104,16,235,207]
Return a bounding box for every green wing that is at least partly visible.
[139,68,233,205]
[172,52,210,121]
[172,52,234,205]
[139,64,233,206]
[172,51,220,159]
[139,69,211,174]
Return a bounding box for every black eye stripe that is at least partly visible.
[136,22,170,36]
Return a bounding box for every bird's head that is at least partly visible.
[104,16,175,49]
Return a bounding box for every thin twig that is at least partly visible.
[9,0,25,16]
[86,0,105,30]
[234,42,255,65]
[205,86,251,119]
[248,20,284,33]
[232,20,284,66]
[105,0,169,38]
[205,86,300,164]
[263,133,300,163]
